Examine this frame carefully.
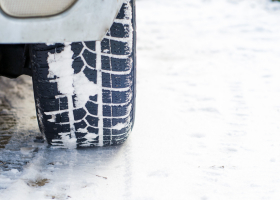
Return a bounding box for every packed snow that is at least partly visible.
[1,0,280,199]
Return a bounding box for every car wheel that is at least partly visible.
[30,0,136,147]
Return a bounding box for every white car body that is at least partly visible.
[0,0,126,43]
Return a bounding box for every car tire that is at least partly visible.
[30,0,136,147]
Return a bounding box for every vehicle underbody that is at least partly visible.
[0,44,32,78]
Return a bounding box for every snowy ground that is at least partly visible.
[1,0,280,199]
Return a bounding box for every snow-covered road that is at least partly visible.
[1,0,280,199]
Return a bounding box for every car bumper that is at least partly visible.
[0,0,125,44]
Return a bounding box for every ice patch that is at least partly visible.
[84,133,98,140]
[112,123,127,130]
[47,115,56,123]
[20,147,36,155]
[77,128,88,133]
[73,72,99,108]
[54,133,77,149]
[46,43,55,46]
[10,169,19,174]
[47,44,75,96]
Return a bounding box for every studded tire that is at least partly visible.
[30,0,136,147]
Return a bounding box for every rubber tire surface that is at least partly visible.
[30,0,136,147]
